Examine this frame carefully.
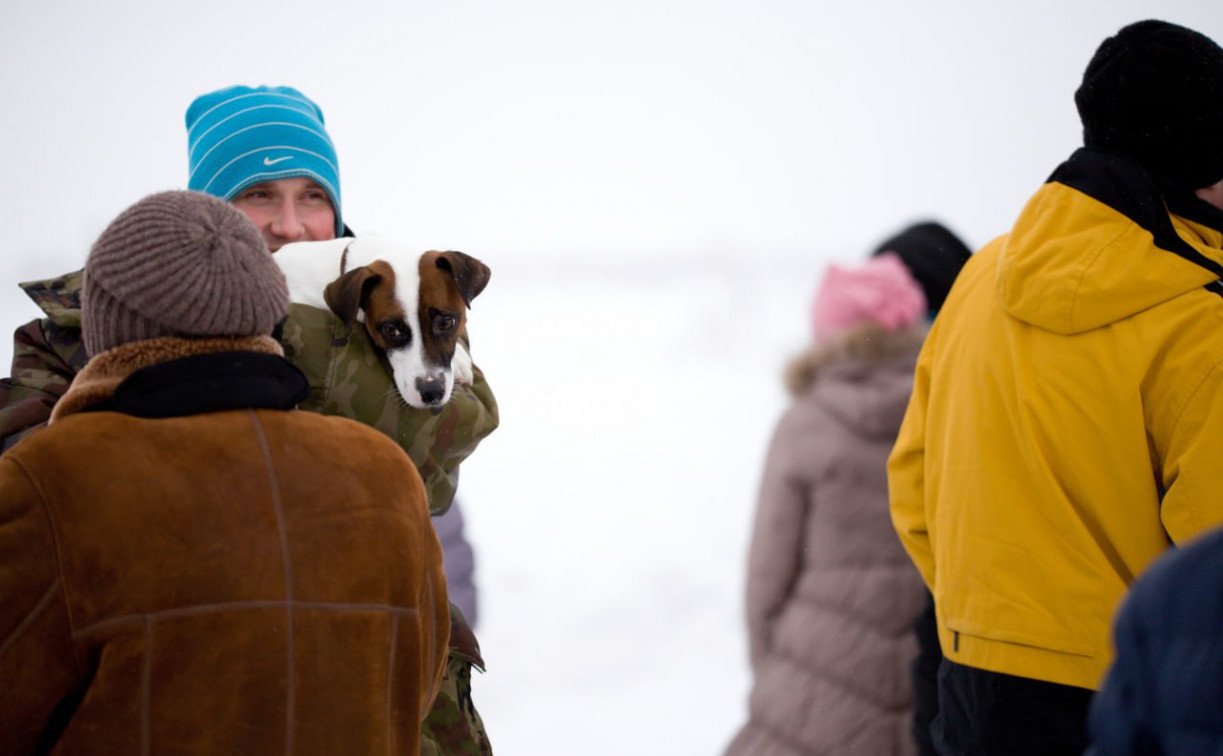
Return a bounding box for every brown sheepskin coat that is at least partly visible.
[0,336,449,755]
[726,327,928,756]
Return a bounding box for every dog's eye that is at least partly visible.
[432,313,458,334]
[379,321,410,346]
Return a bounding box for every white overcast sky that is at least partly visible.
[1,0,1220,354]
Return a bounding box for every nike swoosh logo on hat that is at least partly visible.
[263,155,294,166]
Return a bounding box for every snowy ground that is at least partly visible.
[453,253,822,755]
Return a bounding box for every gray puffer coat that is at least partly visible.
[727,326,928,756]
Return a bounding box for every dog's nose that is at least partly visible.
[416,376,447,405]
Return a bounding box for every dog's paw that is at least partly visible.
[453,343,474,385]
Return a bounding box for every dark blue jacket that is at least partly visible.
[1088,526,1223,755]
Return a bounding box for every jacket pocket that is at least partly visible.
[945,617,1096,659]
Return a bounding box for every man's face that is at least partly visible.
[1196,180,1223,211]
[230,177,336,252]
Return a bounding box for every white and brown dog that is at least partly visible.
[274,236,490,409]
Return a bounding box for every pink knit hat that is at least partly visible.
[811,253,927,343]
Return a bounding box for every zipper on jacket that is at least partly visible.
[953,631,959,653]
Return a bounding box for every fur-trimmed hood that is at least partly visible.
[784,325,926,439]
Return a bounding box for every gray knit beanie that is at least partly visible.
[83,190,289,356]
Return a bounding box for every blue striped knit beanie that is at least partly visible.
[185,85,343,235]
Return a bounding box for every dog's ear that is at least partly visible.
[324,266,383,331]
[434,251,491,308]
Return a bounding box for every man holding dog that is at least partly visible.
[888,19,1223,755]
[2,85,499,512]
[0,85,498,754]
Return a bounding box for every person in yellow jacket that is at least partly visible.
[888,19,1223,756]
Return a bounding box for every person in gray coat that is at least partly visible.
[726,252,934,756]
[433,498,479,627]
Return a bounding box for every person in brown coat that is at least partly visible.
[725,252,934,756]
[0,190,450,754]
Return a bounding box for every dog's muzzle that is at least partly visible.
[416,375,448,405]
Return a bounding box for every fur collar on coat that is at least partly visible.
[50,335,303,422]
[784,323,927,397]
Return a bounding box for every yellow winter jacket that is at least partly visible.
[888,148,1223,690]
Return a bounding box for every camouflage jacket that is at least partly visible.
[0,269,497,753]
[279,302,499,516]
